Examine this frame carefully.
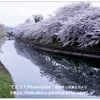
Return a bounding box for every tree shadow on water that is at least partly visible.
[14,41,100,97]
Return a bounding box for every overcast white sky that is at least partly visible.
[0,2,100,27]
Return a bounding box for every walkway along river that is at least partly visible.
[0,40,100,98]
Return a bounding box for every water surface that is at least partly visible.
[0,40,100,98]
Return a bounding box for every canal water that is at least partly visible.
[0,40,100,98]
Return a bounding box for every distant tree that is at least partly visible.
[32,14,43,23]
[0,24,6,38]
[0,24,6,52]
[25,18,32,23]
[6,31,14,40]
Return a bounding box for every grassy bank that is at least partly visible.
[0,61,14,98]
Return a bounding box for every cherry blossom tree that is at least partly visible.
[14,2,100,49]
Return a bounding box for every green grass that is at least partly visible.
[0,71,14,98]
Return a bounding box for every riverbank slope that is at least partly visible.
[0,61,14,98]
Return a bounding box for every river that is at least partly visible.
[0,40,100,98]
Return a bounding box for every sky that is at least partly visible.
[0,1,100,27]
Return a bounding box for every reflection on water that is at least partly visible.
[14,41,100,97]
